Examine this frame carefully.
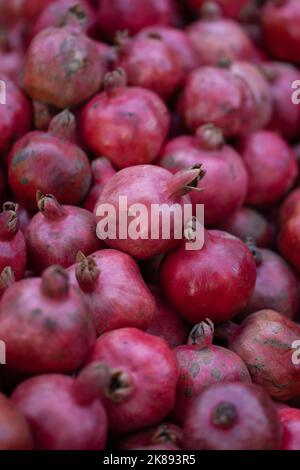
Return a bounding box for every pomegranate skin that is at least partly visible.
[218,207,272,248]
[114,422,183,450]
[183,382,282,450]
[84,158,116,213]
[147,286,189,348]
[8,111,92,211]
[224,310,300,401]
[68,250,155,335]
[12,374,107,450]
[0,202,26,281]
[137,26,198,76]
[0,392,33,450]
[278,212,300,273]
[187,18,256,67]
[240,131,298,207]
[0,77,32,155]
[261,0,300,64]
[158,129,248,226]
[160,230,256,325]
[187,0,250,19]
[85,328,179,434]
[279,406,300,450]
[26,193,101,273]
[0,266,96,375]
[24,25,103,109]
[279,188,300,226]
[80,72,170,169]
[116,35,182,100]
[97,0,173,38]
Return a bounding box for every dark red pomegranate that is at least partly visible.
[26,192,101,273]
[183,382,282,450]
[160,229,256,324]
[114,422,183,450]
[68,250,155,335]
[279,406,300,450]
[279,188,300,226]
[12,374,107,450]
[0,202,26,281]
[0,392,33,450]
[8,110,92,210]
[0,265,96,375]
[23,0,57,23]
[158,124,248,226]
[0,266,14,299]
[80,69,170,168]
[174,320,251,424]
[278,211,300,273]
[85,328,179,434]
[84,158,116,213]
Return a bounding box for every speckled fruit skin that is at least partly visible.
[183,382,282,450]
[12,374,107,450]
[218,207,272,248]
[279,406,300,450]
[261,0,300,64]
[0,392,33,450]
[278,211,300,273]
[85,328,179,434]
[0,203,26,281]
[114,422,183,450]
[24,25,103,109]
[222,310,300,401]
[187,0,250,19]
[158,130,248,226]
[240,131,297,207]
[242,248,299,320]
[97,0,173,38]
[8,111,92,211]
[160,230,256,325]
[68,250,155,335]
[80,72,170,169]
[84,158,116,213]
[0,266,96,375]
[0,77,32,155]
[26,193,101,273]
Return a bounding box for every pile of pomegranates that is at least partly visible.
[1,0,300,451]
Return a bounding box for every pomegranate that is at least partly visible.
[216,310,300,401]
[114,422,183,450]
[174,320,251,424]
[26,192,101,273]
[160,230,256,324]
[218,207,272,248]
[24,21,103,109]
[97,0,173,38]
[80,69,170,168]
[8,110,92,210]
[0,265,96,375]
[187,0,251,20]
[183,382,282,450]
[279,188,300,226]
[147,286,189,348]
[12,374,107,450]
[116,33,183,100]
[278,210,300,273]
[158,124,248,226]
[240,131,297,207]
[84,158,116,213]
[0,76,32,155]
[85,328,179,434]
[0,202,26,281]
[0,266,14,299]
[68,250,155,335]
[0,392,33,450]
[261,0,300,64]
[95,164,204,259]
[279,406,300,450]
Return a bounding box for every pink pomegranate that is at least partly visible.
[26,192,101,273]
[279,406,300,450]
[12,374,107,450]
[8,110,92,210]
[24,22,103,109]
[240,131,297,207]
[0,265,96,375]
[0,76,32,155]
[85,328,179,434]
[0,51,23,84]
[278,211,300,273]
[216,310,300,401]
[183,382,282,450]
[187,0,251,19]
[158,124,248,226]
[174,320,251,424]
[84,158,116,213]
[95,164,204,259]
[97,0,173,38]
[160,230,256,324]
[0,266,14,299]
[0,202,26,281]
[0,392,33,450]
[114,422,183,450]
[68,250,155,335]
[80,69,170,168]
